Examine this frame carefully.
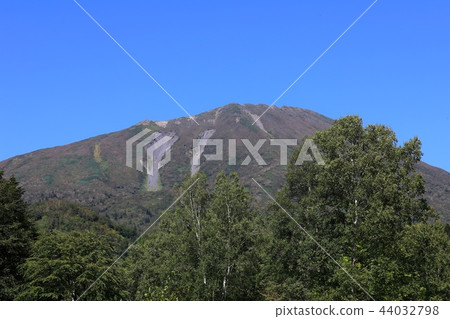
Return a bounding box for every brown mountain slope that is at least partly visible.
[1,103,448,227]
[417,161,450,222]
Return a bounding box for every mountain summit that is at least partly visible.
[1,104,448,228]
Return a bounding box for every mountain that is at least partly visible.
[417,161,450,220]
[1,103,449,227]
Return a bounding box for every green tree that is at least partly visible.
[130,172,263,300]
[0,171,36,300]
[394,222,450,300]
[17,230,129,300]
[205,171,262,300]
[130,173,210,300]
[31,199,135,239]
[262,116,440,300]
[445,223,450,237]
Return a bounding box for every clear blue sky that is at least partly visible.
[1,0,449,171]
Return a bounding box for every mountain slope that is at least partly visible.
[1,103,449,226]
[417,161,450,221]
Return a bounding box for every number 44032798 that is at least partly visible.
[379,305,439,316]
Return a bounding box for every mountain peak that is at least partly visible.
[1,104,448,228]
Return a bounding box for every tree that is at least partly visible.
[130,172,263,300]
[17,230,129,300]
[394,222,450,300]
[0,171,36,300]
[262,116,441,300]
[129,173,210,300]
[206,171,262,300]
[31,200,135,239]
[445,223,450,238]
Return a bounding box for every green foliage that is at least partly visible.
[394,222,450,300]
[0,171,36,300]
[12,200,134,300]
[261,116,446,300]
[129,172,263,300]
[31,200,135,240]
[17,230,129,300]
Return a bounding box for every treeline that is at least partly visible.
[1,116,449,300]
